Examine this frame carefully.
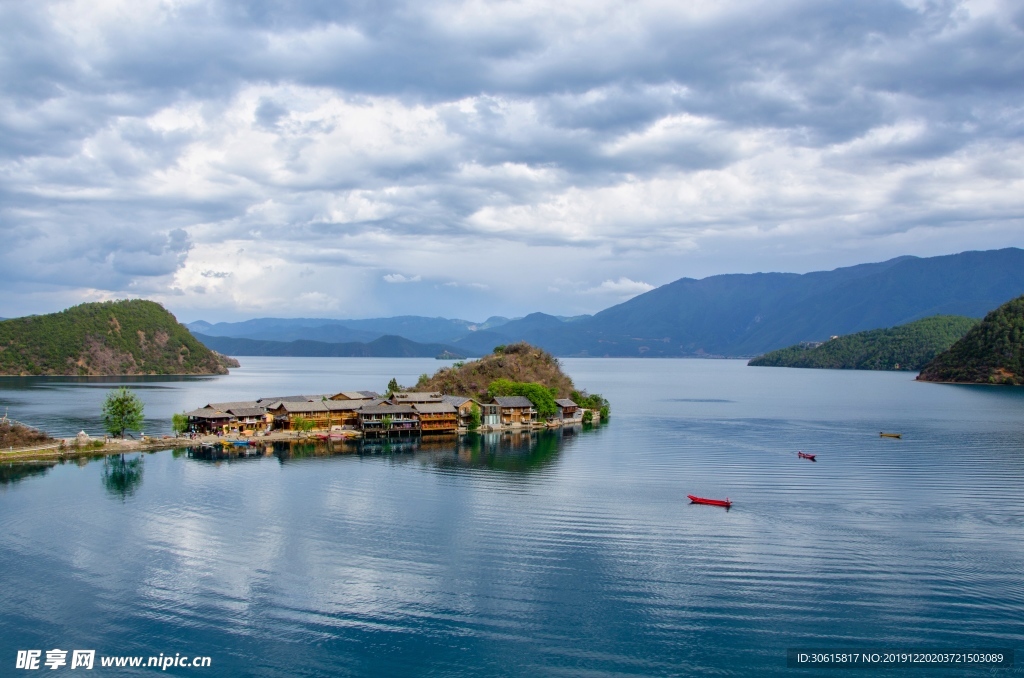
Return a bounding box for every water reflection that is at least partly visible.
[102,454,144,500]
[183,426,588,473]
[0,462,55,486]
[0,375,216,390]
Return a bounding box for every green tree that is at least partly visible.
[382,415,394,431]
[171,412,189,437]
[292,415,315,438]
[102,387,145,438]
[488,378,558,418]
[467,403,481,432]
[386,378,400,395]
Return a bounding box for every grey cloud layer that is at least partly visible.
[1,0,1022,319]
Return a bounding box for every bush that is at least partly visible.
[488,378,558,418]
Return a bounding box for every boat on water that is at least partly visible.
[797,451,816,461]
[688,494,732,508]
[879,432,902,439]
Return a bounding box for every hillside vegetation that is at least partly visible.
[414,342,576,401]
[0,300,239,376]
[918,295,1024,385]
[748,315,978,370]
[0,421,53,448]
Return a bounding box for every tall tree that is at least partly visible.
[102,387,145,438]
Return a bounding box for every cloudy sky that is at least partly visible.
[2,0,1022,322]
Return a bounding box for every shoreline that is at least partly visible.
[0,419,594,464]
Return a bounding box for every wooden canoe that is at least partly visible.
[688,494,732,508]
[879,432,902,439]
[797,451,816,461]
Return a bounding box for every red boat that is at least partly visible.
[688,494,732,508]
[797,451,816,461]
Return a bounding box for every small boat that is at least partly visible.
[797,451,816,461]
[879,432,902,439]
[688,494,732,508]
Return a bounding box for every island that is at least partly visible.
[0,299,239,376]
[747,315,978,371]
[917,295,1024,385]
[182,342,609,439]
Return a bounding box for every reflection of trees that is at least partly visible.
[174,426,587,475]
[103,454,144,500]
[441,427,578,473]
[0,462,55,486]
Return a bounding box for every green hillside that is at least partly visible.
[748,315,978,370]
[0,300,239,376]
[917,295,1024,385]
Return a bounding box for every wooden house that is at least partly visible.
[412,402,459,433]
[267,401,332,431]
[358,404,419,436]
[554,398,579,421]
[441,395,481,428]
[185,407,235,434]
[493,396,537,426]
[323,400,365,429]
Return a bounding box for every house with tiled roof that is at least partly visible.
[412,402,458,433]
[358,403,419,437]
[554,398,579,421]
[493,396,536,426]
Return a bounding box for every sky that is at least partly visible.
[2,0,1023,323]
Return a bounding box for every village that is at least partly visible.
[185,389,592,440]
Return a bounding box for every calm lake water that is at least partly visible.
[1,358,1022,676]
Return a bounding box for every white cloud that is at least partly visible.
[383,273,422,284]
[586,278,655,297]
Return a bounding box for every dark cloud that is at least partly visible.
[0,0,1021,318]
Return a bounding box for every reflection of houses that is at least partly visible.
[413,402,458,433]
[358,404,419,437]
[554,398,579,422]
[493,396,537,426]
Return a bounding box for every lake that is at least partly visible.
[1,358,1022,676]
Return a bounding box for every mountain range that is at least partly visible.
[187,248,1024,358]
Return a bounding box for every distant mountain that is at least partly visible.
[189,315,480,345]
[917,295,1024,385]
[0,300,238,376]
[453,313,571,355]
[748,315,978,370]
[194,333,476,359]
[188,248,1024,359]
[505,248,1024,357]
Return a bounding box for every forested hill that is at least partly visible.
[917,295,1024,385]
[0,300,239,376]
[414,342,576,401]
[748,315,978,370]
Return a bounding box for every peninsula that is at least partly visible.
[0,300,239,376]
[917,295,1024,385]
[748,315,978,371]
